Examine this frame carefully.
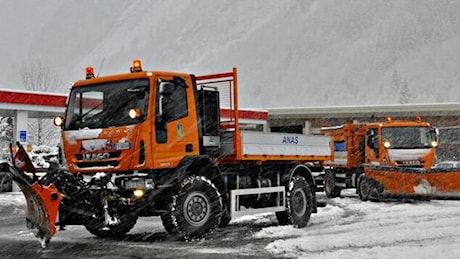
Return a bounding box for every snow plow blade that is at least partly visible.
[365,165,460,199]
[0,162,62,248]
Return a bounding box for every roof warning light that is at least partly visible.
[85,67,95,79]
[130,59,142,73]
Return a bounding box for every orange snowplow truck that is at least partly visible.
[1,60,333,247]
[321,117,460,200]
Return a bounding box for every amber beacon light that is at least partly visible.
[130,59,143,72]
[85,67,95,79]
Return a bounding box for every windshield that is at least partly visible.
[65,79,149,130]
[381,126,434,149]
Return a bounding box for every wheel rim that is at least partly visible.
[292,188,307,216]
[183,191,210,227]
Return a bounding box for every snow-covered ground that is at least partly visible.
[2,190,460,258]
[258,195,460,258]
[0,192,27,220]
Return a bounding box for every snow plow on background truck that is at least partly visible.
[1,61,332,247]
[321,117,460,201]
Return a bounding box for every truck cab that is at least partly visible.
[58,63,204,174]
[321,117,439,198]
[364,118,438,168]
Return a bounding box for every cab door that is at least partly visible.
[151,74,200,169]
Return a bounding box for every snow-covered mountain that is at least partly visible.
[1,0,459,108]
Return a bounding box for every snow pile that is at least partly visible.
[252,193,460,258]
[0,192,25,220]
[29,145,59,169]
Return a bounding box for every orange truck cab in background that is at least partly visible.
[320,117,446,200]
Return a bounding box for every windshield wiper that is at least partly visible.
[69,103,103,128]
[99,97,137,127]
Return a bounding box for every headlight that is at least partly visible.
[53,116,64,126]
[133,188,145,198]
[123,178,154,190]
[383,140,391,148]
[128,108,142,119]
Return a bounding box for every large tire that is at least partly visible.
[84,211,138,238]
[218,207,232,228]
[324,170,341,198]
[276,176,313,228]
[288,176,313,228]
[171,176,222,240]
[161,210,178,234]
[358,175,371,201]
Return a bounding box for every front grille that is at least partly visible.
[74,152,122,169]
[396,160,424,168]
[75,152,121,160]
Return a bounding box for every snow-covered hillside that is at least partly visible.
[1,0,460,108]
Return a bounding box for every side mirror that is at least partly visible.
[367,137,375,149]
[368,129,376,136]
[158,81,175,122]
[159,82,174,95]
[431,127,439,147]
[367,129,376,148]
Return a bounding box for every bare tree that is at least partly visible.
[20,60,63,146]
[20,61,62,92]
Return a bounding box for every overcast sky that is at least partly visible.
[1,0,459,108]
